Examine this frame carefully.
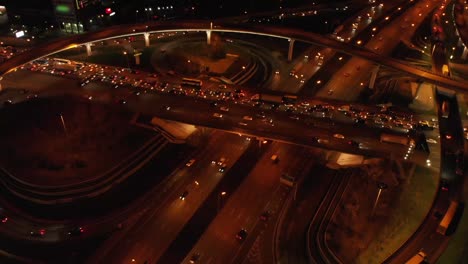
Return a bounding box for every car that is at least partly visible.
[333,134,345,139]
[271,155,279,163]
[347,140,359,147]
[426,138,437,144]
[213,113,223,118]
[238,122,248,126]
[30,229,46,237]
[218,84,227,89]
[260,211,271,221]
[433,211,443,220]
[162,105,171,111]
[189,253,201,263]
[0,214,7,223]
[317,138,329,144]
[215,157,226,166]
[243,116,253,121]
[219,164,227,173]
[220,106,229,112]
[210,101,218,107]
[441,100,450,118]
[68,226,84,236]
[440,180,449,191]
[275,70,280,75]
[236,229,248,241]
[186,159,196,167]
[179,190,189,200]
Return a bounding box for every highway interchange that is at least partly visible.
[0,0,466,263]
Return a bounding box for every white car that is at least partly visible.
[333,134,345,139]
[186,159,196,167]
[220,106,229,112]
[243,116,253,121]
[213,113,223,118]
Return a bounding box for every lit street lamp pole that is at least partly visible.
[371,182,388,218]
[60,113,68,135]
[123,51,130,68]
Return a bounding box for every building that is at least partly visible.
[0,0,55,28]
[51,0,90,33]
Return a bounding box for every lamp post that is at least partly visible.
[371,182,388,218]
[123,51,130,68]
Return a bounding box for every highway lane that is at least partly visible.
[87,131,251,264]
[383,91,464,264]
[267,0,404,95]
[303,0,419,97]
[275,166,336,264]
[318,0,445,100]
[181,142,316,264]
[1,69,430,166]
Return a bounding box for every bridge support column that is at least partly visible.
[85,43,92,56]
[206,30,211,45]
[287,38,295,61]
[144,32,150,47]
[369,65,380,89]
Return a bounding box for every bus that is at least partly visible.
[437,201,464,236]
[52,58,72,64]
[282,94,298,104]
[181,78,203,88]
[380,133,414,146]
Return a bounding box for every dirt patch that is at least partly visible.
[0,95,152,186]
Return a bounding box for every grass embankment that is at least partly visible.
[356,166,438,263]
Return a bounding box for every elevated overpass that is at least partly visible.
[0,21,467,93]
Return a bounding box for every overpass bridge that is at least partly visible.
[0,21,467,93]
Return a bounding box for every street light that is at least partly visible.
[371,182,388,218]
[123,51,130,68]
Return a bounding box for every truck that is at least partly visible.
[380,133,414,146]
[251,93,283,105]
[437,201,459,235]
[54,62,76,71]
[405,251,427,264]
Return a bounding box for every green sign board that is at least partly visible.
[56,4,71,13]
